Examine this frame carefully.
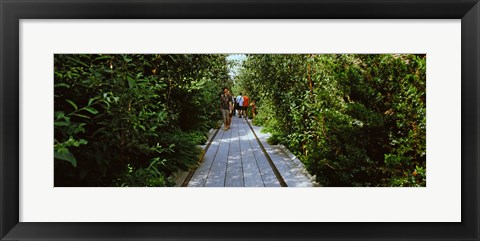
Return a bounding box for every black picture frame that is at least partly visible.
[1,0,478,240]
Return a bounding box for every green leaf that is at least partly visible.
[88,97,98,106]
[71,113,91,119]
[67,56,89,67]
[66,99,78,110]
[102,100,111,108]
[55,111,65,120]
[127,76,136,89]
[54,121,70,127]
[123,56,133,62]
[84,107,99,115]
[54,83,71,88]
[54,149,77,167]
[94,55,112,61]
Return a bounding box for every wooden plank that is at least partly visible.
[204,127,232,187]
[256,129,313,187]
[245,124,281,187]
[267,151,303,187]
[187,129,224,187]
[251,124,315,187]
[189,116,314,188]
[241,149,264,187]
[226,117,255,187]
[228,118,241,148]
[225,146,244,187]
[276,148,313,186]
[254,152,281,187]
[239,123,265,187]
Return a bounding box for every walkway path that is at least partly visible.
[182,116,317,187]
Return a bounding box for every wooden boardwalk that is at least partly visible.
[184,116,316,187]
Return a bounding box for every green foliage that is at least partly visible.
[266,133,282,145]
[187,130,209,145]
[235,54,426,187]
[116,159,176,187]
[54,54,229,186]
[55,53,426,187]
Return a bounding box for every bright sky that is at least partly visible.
[226,54,246,79]
[226,54,246,62]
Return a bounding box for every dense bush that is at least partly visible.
[54,54,229,186]
[236,54,426,187]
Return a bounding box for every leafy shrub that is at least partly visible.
[235,54,426,187]
[54,54,229,186]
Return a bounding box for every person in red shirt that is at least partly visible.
[242,94,249,119]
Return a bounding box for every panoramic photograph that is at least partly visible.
[54,54,426,187]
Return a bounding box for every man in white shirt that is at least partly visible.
[236,93,244,117]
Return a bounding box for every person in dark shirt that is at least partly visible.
[220,87,233,131]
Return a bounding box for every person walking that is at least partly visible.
[236,93,244,118]
[250,100,257,119]
[220,87,233,131]
[242,94,249,119]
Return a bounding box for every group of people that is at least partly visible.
[235,92,249,118]
[220,87,256,131]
